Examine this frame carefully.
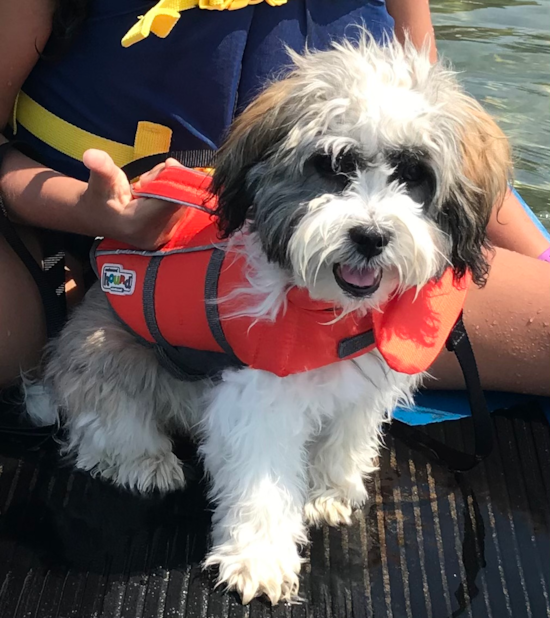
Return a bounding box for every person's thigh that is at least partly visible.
[0,230,46,387]
[428,247,550,396]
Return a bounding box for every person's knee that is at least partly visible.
[428,249,550,396]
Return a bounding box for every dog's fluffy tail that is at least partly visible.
[23,380,59,427]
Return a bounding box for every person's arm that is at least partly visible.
[0,0,87,233]
[0,0,184,250]
[1,146,186,249]
[386,0,437,63]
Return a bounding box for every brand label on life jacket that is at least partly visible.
[100,263,136,296]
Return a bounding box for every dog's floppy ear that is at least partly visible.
[442,98,512,286]
[211,79,297,238]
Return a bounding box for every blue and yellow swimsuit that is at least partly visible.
[10,0,394,180]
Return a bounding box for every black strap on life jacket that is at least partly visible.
[0,141,67,340]
[140,250,245,381]
[390,314,493,472]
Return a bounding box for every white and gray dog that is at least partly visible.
[28,37,511,604]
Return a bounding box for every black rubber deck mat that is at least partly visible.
[0,399,548,618]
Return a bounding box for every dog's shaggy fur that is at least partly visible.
[27,37,511,604]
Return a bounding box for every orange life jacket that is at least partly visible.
[93,166,471,380]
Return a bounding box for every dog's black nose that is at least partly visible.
[349,227,390,260]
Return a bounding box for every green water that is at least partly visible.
[431,0,550,229]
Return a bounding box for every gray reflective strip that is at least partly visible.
[142,252,243,378]
[142,256,173,350]
[130,193,216,214]
[142,258,195,380]
[204,248,240,360]
[89,237,104,279]
[338,330,376,359]
[95,243,226,258]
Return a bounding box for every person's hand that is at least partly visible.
[80,149,186,249]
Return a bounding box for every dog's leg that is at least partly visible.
[304,356,416,527]
[41,286,189,494]
[200,369,309,605]
[64,393,187,494]
[304,400,383,527]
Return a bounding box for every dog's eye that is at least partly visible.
[389,152,432,186]
[334,150,360,176]
[388,151,436,205]
[310,150,361,180]
[311,153,336,177]
[391,157,430,186]
[398,161,426,184]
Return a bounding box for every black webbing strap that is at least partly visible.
[204,248,244,367]
[0,141,67,339]
[390,314,494,472]
[121,150,216,180]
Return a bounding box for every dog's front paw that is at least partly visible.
[304,481,367,527]
[94,451,187,494]
[204,540,302,604]
[304,496,354,527]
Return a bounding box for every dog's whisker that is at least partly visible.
[434,245,453,268]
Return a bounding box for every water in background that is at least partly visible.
[431,0,550,229]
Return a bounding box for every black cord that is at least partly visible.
[390,315,493,472]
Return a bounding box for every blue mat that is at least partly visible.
[394,390,550,425]
[395,188,550,426]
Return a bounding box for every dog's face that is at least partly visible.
[212,38,511,311]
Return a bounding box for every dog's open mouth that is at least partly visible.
[333,264,382,297]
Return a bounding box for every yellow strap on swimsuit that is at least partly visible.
[13,91,173,168]
[121,0,287,48]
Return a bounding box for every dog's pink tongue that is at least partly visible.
[339,265,377,287]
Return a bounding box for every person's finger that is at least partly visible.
[133,159,186,192]
[165,157,185,168]
[83,149,128,195]
[138,161,168,184]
